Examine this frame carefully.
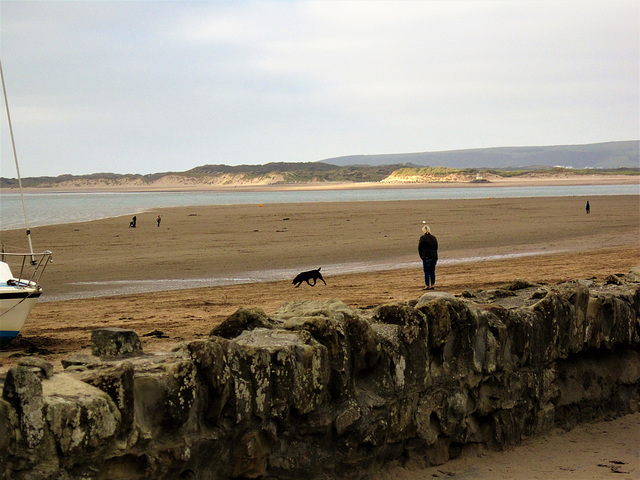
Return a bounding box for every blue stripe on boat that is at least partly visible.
[0,330,19,347]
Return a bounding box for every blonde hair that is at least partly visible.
[422,225,430,234]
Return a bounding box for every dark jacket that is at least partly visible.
[418,233,438,260]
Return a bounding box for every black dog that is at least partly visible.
[292,267,327,288]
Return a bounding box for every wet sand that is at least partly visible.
[1,192,639,480]
[0,193,637,359]
[2,195,638,301]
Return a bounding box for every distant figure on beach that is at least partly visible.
[586,201,590,214]
[129,216,137,228]
[157,215,162,227]
[418,224,438,290]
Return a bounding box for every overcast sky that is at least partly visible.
[1,1,638,178]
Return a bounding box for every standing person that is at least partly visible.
[418,224,438,290]
[586,201,591,214]
[157,215,162,227]
[129,216,137,228]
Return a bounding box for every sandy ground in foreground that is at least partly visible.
[372,412,639,480]
[1,190,639,479]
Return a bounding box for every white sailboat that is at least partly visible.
[0,252,51,347]
[0,59,52,347]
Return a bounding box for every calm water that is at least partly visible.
[1,184,637,230]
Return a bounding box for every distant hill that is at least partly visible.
[0,163,404,188]
[320,141,639,169]
[1,141,638,189]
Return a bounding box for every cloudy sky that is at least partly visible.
[1,1,638,178]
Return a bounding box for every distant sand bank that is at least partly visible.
[9,173,638,194]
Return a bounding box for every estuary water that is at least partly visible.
[1,183,637,230]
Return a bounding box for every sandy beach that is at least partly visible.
[1,188,639,479]
[1,192,638,368]
[372,412,639,479]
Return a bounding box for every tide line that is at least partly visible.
[42,249,568,302]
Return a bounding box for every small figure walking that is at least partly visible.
[129,216,137,228]
[418,224,438,290]
[586,201,590,214]
[157,215,162,227]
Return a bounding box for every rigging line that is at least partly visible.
[0,58,35,263]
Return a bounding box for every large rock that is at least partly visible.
[131,355,199,438]
[91,328,143,358]
[228,327,330,421]
[43,374,121,457]
[17,357,54,380]
[181,337,232,425]
[0,398,15,467]
[78,362,135,434]
[372,303,430,393]
[210,307,277,339]
[276,300,377,398]
[627,266,640,283]
[2,365,45,448]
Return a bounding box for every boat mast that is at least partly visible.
[0,58,35,264]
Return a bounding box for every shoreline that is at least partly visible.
[41,246,578,302]
[4,243,639,367]
[1,180,636,232]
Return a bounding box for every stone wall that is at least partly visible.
[2,272,639,480]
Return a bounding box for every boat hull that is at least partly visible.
[0,287,41,347]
